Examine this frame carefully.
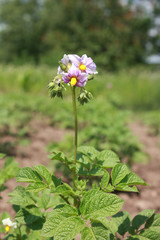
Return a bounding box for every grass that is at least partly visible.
[105,67,160,110]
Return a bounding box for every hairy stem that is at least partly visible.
[71,86,78,190]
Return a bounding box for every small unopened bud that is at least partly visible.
[78,88,93,105]
[49,75,65,99]
[48,81,55,89]
[88,74,94,81]
[87,92,93,100]
[79,92,86,100]
[54,75,62,84]
[59,61,67,72]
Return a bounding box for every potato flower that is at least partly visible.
[62,64,88,87]
[68,54,98,74]
[2,218,17,232]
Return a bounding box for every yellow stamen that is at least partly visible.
[5,226,10,232]
[70,77,77,86]
[79,64,86,71]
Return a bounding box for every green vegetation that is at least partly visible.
[1,65,156,164]
[0,154,19,199]
[0,0,151,69]
[141,110,160,137]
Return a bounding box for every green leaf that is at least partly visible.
[0,158,19,185]
[120,172,147,186]
[42,215,85,239]
[34,165,51,185]
[54,183,75,196]
[81,227,96,240]
[97,150,120,168]
[80,189,124,219]
[0,153,6,159]
[46,195,66,210]
[146,227,160,234]
[15,206,43,229]
[16,167,42,183]
[48,204,78,218]
[51,175,61,187]
[140,228,160,240]
[78,146,99,160]
[100,172,110,189]
[1,158,19,181]
[42,213,66,237]
[145,213,160,229]
[91,222,114,240]
[89,165,105,176]
[132,209,155,230]
[115,184,138,192]
[81,223,114,240]
[91,216,118,235]
[104,183,115,193]
[111,211,131,236]
[111,163,129,186]
[8,186,35,207]
[77,155,91,170]
[38,189,50,210]
[49,151,68,163]
[4,157,14,168]
[54,216,85,240]
[26,182,48,192]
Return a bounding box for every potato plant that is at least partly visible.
[0,55,160,240]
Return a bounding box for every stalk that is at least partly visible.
[71,86,78,189]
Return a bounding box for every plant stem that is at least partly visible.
[18,226,22,239]
[71,86,78,189]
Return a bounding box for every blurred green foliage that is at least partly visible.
[1,64,155,164]
[0,0,151,70]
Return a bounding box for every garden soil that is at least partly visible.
[0,118,160,222]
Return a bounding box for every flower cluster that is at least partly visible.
[2,218,17,232]
[48,54,97,104]
[58,54,97,87]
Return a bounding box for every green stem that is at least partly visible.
[71,86,78,189]
[18,226,22,240]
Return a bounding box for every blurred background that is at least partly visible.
[0,0,160,218]
[0,0,160,68]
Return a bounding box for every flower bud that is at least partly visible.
[48,81,55,89]
[88,74,94,81]
[54,75,62,84]
[49,75,66,99]
[78,88,93,105]
[59,61,67,72]
[86,91,93,100]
